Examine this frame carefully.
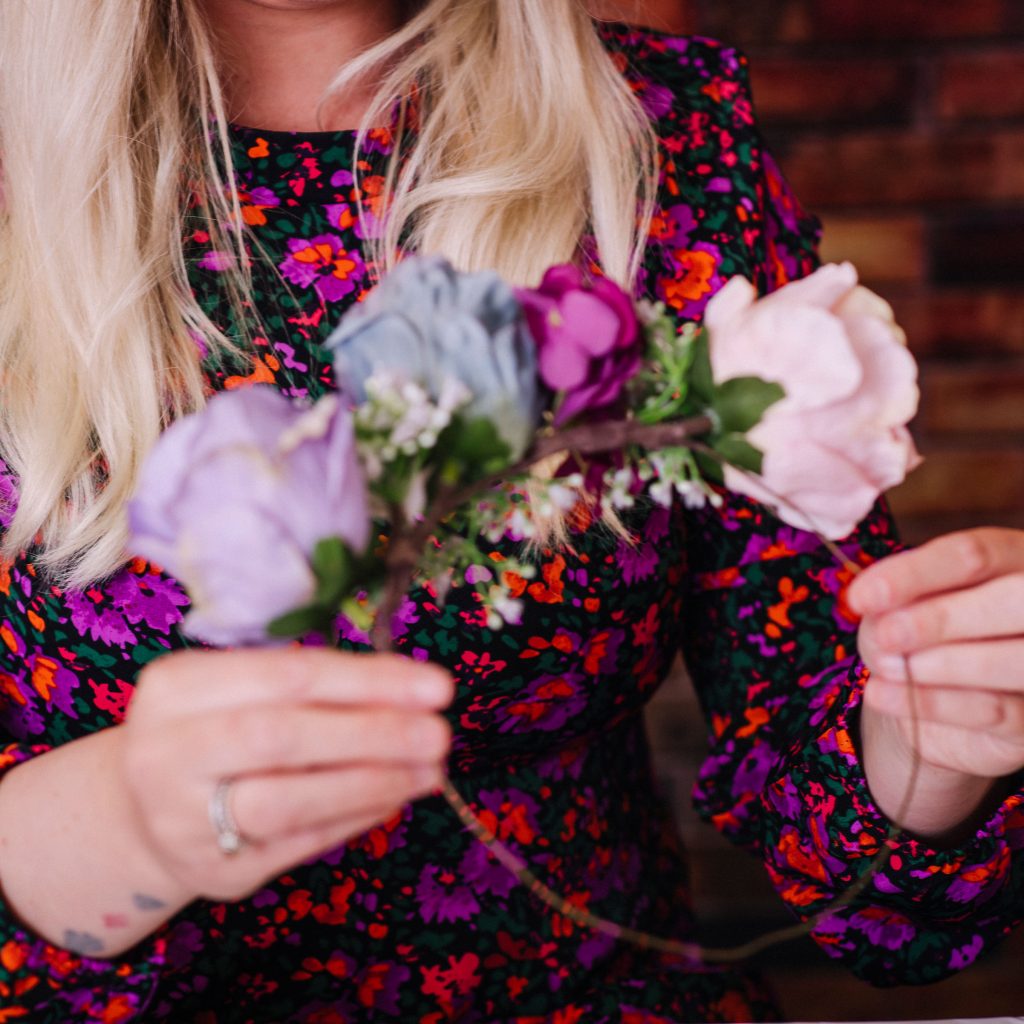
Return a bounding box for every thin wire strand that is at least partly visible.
[422,442,926,964]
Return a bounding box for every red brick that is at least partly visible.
[750,58,916,126]
[818,214,925,285]
[696,0,1014,46]
[918,363,1024,434]
[936,48,1024,121]
[888,447,1024,517]
[891,289,1024,357]
[811,0,1009,43]
[931,212,1024,286]
[696,1,814,47]
[777,130,1024,207]
[601,0,692,33]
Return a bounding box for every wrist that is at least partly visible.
[0,728,193,955]
[858,701,997,845]
[105,724,199,907]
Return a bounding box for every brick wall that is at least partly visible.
[608,0,1024,1018]
[607,0,1024,542]
[695,0,1024,545]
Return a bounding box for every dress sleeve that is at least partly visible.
[677,89,1024,984]
[0,463,167,1021]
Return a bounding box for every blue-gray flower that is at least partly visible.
[325,255,542,460]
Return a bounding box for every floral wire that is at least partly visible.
[371,428,925,965]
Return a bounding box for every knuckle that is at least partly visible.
[955,532,992,580]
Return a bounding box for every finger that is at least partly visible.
[848,528,1024,615]
[866,638,1024,691]
[185,705,452,776]
[230,763,444,843]
[863,572,1024,653]
[135,648,454,717]
[865,677,1024,739]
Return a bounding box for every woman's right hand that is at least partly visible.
[118,647,453,903]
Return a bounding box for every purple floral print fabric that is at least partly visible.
[0,22,1021,1023]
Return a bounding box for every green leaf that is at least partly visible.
[712,434,765,475]
[310,536,355,606]
[689,327,715,404]
[312,536,351,582]
[713,377,785,434]
[447,416,512,476]
[267,605,333,640]
[694,448,725,486]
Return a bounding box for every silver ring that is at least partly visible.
[209,777,248,856]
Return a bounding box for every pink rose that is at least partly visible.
[705,262,921,538]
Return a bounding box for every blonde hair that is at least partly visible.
[0,0,657,586]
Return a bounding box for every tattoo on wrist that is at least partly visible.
[63,929,106,956]
[133,892,167,911]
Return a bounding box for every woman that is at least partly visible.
[0,1,1021,1020]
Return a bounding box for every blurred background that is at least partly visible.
[604,0,1024,1018]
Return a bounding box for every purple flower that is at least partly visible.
[165,920,205,971]
[498,672,588,733]
[0,458,19,529]
[278,233,366,303]
[949,933,984,971]
[849,907,916,950]
[640,82,675,119]
[458,840,518,899]
[106,570,190,636]
[415,864,480,924]
[518,264,642,425]
[65,591,137,648]
[616,536,659,585]
[128,387,370,646]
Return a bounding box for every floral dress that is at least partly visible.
[1,22,1022,1024]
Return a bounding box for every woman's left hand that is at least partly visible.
[849,527,1024,783]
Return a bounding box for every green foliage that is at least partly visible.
[311,537,354,607]
[688,327,715,405]
[710,434,764,475]
[267,605,335,640]
[265,535,386,641]
[632,313,703,426]
[630,314,783,488]
[441,415,512,478]
[712,377,785,434]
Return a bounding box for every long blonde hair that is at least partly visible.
[0,0,657,586]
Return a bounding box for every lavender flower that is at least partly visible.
[128,387,370,646]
